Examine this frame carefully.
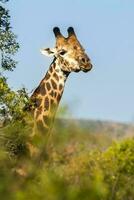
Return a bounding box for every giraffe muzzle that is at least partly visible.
[81,63,93,73]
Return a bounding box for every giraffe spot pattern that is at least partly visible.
[59,84,63,91]
[50,98,54,105]
[50,64,55,73]
[46,82,51,91]
[44,97,49,110]
[34,86,40,94]
[50,90,54,97]
[55,69,60,73]
[53,72,59,81]
[57,94,61,102]
[54,92,57,98]
[35,98,42,107]
[63,61,67,66]
[45,73,50,80]
[31,86,40,99]
[30,56,69,135]
[74,45,77,50]
[51,79,57,89]
[40,83,46,95]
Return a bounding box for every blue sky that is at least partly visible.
[5,0,134,122]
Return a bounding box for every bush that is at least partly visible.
[0,119,134,200]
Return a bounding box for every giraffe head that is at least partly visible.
[41,27,93,73]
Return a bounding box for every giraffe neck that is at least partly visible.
[31,58,69,133]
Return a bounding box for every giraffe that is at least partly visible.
[30,27,92,137]
[16,27,93,176]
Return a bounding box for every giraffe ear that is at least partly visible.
[40,48,56,57]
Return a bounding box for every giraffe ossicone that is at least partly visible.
[31,27,93,136]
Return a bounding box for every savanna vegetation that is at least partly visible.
[0,1,134,200]
[0,119,134,200]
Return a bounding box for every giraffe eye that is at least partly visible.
[59,50,67,56]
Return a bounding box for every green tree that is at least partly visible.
[0,0,19,72]
[0,0,29,123]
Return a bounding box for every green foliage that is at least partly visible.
[101,139,134,200]
[0,0,19,71]
[0,119,134,200]
[0,0,23,123]
[0,76,30,122]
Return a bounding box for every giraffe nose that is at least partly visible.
[80,56,93,72]
[81,58,87,63]
[81,61,93,72]
[81,57,90,64]
[82,64,93,72]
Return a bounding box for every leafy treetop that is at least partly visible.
[0,0,19,72]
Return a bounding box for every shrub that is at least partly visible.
[0,119,134,200]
